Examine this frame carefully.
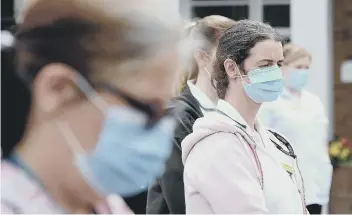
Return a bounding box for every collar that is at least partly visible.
[281,87,307,100]
[187,80,215,110]
[216,99,267,136]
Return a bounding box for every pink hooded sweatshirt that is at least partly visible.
[181,100,307,214]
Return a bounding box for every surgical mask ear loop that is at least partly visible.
[204,66,211,78]
[75,72,109,114]
[201,51,213,78]
[234,63,250,85]
[56,120,107,198]
[203,66,218,89]
[55,72,110,156]
[56,121,85,155]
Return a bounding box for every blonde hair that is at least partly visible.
[179,15,236,93]
[283,43,312,66]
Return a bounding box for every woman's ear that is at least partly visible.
[32,63,79,115]
[194,49,209,68]
[223,59,238,78]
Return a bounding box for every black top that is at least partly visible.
[146,85,203,214]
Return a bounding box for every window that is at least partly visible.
[1,0,14,18]
[188,0,291,38]
[192,5,248,19]
[263,5,290,27]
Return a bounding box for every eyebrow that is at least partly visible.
[259,59,284,63]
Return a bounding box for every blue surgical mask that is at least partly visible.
[58,76,175,198]
[287,69,309,90]
[240,65,284,103]
[75,107,175,197]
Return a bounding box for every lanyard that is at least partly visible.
[268,130,296,159]
[7,153,68,213]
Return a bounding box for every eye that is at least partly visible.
[277,62,283,67]
[259,64,270,68]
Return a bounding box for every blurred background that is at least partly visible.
[1,0,351,213]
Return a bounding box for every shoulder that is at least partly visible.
[168,86,202,117]
[185,131,252,171]
[168,96,202,118]
[1,161,28,213]
[168,95,203,143]
[183,131,264,191]
[302,90,326,112]
[302,90,321,102]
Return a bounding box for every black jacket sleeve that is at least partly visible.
[158,110,195,214]
[158,139,185,213]
[147,92,203,214]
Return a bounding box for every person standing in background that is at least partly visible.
[147,16,236,214]
[1,0,182,213]
[259,43,333,214]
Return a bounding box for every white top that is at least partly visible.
[187,80,215,114]
[258,89,333,205]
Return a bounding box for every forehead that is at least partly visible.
[249,39,284,61]
[288,56,311,68]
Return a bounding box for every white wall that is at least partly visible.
[291,0,333,139]
[179,0,192,20]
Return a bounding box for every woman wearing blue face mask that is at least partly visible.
[259,44,332,214]
[1,0,182,213]
[181,20,308,214]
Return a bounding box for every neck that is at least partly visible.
[195,75,218,104]
[224,87,261,131]
[15,126,98,213]
[287,86,302,97]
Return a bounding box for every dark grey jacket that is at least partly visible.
[146,86,203,214]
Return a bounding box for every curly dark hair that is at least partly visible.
[213,20,283,99]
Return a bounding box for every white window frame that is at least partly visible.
[191,0,249,7]
[263,0,290,5]
[189,0,291,39]
[249,0,263,21]
[275,27,291,38]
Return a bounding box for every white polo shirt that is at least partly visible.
[187,80,215,114]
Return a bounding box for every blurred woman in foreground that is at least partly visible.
[259,44,332,214]
[147,15,235,214]
[1,0,182,213]
[182,20,307,213]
